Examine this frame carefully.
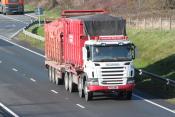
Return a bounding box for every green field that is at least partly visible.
[127,28,175,104]
[128,29,175,79]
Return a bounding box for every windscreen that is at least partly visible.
[92,45,133,62]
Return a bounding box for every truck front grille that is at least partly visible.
[100,67,125,85]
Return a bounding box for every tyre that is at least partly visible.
[120,91,132,100]
[51,67,56,83]
[84,81,93,101]
[48,66,52,82]
[78,78,84,98]
[55,77,63,85]
[125,91,132,100]
[69,73,77,93]
[64,72,69,91]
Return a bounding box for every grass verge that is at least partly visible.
[17,32,44,50]
[128,28,175,104]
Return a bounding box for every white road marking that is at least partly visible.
[25,14,38,19]
[0,35,45,58]
[51,90,58,94]
[133,94,175,114]
[12,68,18,72]
[76,104,85,109]
[0,34,174,114]
[10,28,24,39]
[0,60,2,64]
[0,102,19,117]
[30,78,36,82]
[0,14,28,25]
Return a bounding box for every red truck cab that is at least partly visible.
[0,0,24,15]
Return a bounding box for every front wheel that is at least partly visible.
[125,91,132,100]
[120,91,132,100]
[84,81,93,101]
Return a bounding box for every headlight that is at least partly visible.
[87,78,99,85]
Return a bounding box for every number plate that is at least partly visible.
[108,86,118,89]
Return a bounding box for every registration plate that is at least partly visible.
[108,86,118,89]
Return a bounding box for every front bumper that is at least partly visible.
[88,83,135,92]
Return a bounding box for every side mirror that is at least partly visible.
[82,47,87,61]
[132,44,137,59]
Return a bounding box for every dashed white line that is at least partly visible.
[51,90,58,94]
[30,78,36,82]
[0,60,2,64]
[12,68,18,72]
[76,104,85,109]
[133,94,175,114]
[0,102,19,117]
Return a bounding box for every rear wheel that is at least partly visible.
[84,81,93,101]
[55,76,63,85]
[48,66,52,82]
[78,78,84,98]
[64,72,69,91]
[51,67,56,83]
[68,73,76,93]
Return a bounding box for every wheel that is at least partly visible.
[51,67,56,83]
[48,66,52,82]
[121,91,132,100]
[68,73,73,92]
[125,91,132,100]
[68,73,77,93]
[84,81,93,101]
[78,77,84,98]
[64,72,69,91]
[55,77,63,85]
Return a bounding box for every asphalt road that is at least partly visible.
[0,14,174,117]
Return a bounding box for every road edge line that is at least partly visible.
[133,94,175,114]
[0,102,19,117]
[0,35,45,58]
[10,28,24,39]
[25,14,38,19]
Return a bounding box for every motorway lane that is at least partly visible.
[0,38,175,117]
[0,14,34,38]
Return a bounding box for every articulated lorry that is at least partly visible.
[45,10,136,101]
[0,0,24,15]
